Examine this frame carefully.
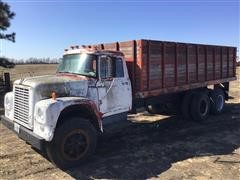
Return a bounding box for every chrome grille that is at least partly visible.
[14,86,30,125]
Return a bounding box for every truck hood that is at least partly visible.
[14,74,93,100]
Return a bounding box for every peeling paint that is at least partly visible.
[9,50,132,141]
[34,97,102,141]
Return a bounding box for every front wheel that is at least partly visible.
[46,117,97,169]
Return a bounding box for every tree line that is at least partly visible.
[7,57,61,64]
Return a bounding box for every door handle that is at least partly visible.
[121,82,128,85]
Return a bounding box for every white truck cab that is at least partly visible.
[2,46,132,168]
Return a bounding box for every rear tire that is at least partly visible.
[190,91,210,122]
[46,117,97,169]
[210,88,225,114]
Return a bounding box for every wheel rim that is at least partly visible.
[216,95,224,111]
[61,129,89,161]
[200,100,208,116]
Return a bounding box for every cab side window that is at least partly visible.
[100,56,124,79]
[115,58,124,77]
[100,56,113,79]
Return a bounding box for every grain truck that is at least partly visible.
[1,39,237,168]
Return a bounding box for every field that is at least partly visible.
[0,64,58,82]
[0,64,239,179]
[0,64,57,113]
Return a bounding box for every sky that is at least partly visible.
[1,0,239,59]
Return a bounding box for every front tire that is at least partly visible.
[46,117,97,169]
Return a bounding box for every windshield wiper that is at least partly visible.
[57,71,70,73]
[71,72,95,78]
[57,71,95,78]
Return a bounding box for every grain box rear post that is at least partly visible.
[89,39,237,98]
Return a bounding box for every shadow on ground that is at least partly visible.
[60,103,240,179]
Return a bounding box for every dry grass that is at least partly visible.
[0,64,58,82]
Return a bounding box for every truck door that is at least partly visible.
[97,55,132,116]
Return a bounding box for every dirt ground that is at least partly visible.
[0,65,239,180]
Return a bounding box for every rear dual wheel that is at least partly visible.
[190,92,210,122]
[181,88,225,122]
[181,91,210,122]
[210,88,225,114]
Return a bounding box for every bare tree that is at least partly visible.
[0,0,15,42]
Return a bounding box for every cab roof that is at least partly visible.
[64,45,124,57]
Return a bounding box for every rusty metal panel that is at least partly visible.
[95,44,103,50]
[228,47,234,77]
[213,47,216,80]
[233,47,237,77]
[197,46,205,82]
[222,47,228,78]
[135,40,143,92]
[188,44,197,83]
[135,40,236,98]
[119,41,134,60]
[174,43,178,86]
[164,42,175,87]
[103,42,118,51]
[88,39,237,99]
[148,41,163,90]
[119,41,136,92]
[206,46,214,80]
[135,77,236,98]
[215,47,221,79]
[140,40,148,91]
[177,43,187,85]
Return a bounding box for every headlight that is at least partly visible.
[35,107,45,124]
[5,97,10,109]
[4,92,14,120]
[37,108,44,120]
[4,92,13,111]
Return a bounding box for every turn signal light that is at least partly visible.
[51,91,57,100]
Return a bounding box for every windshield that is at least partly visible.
[57,54,97,77]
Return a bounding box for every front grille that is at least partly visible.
[14,86,30,125]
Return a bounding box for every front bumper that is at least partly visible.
[1,115,45,151]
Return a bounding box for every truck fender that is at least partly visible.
[33,97,102,141]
